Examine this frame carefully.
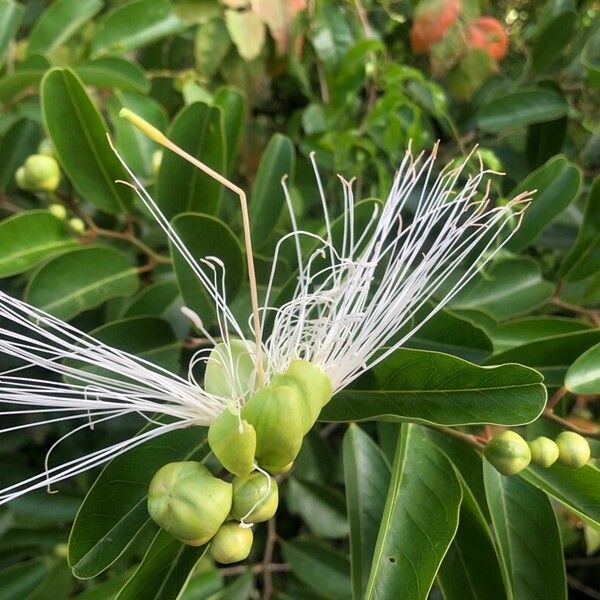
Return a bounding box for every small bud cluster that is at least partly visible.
[484,430,591,476]
[16,141,61,193]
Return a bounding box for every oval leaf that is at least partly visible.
[0,0,23,69]
[76,57,150,94]
[565,342,600,394]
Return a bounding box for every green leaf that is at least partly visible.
[520,463,600,529]
[450,258,554,321]
[323,348,546,426]
[0,118,41,192]
[565,342,600,394]
[25,246,139,321]
[506,156,582,251]
[68,428,209,578]
[477,87,568,133]
[41,68,132,215]
[171,213,244,323]
[365,424,462,600]
[0,210,76,278]
[24,561,73,600]
[485,330,600,388]
[194,19,231,80]
[560,175,600,282]
[157,103,225,218]
[249,133,295,248]
[224,9,266,62]
[122,281,181,319]
[213,86,246,173]
[282,539,352,600]
[27,0,102,57]
[0,69,44,105]
[91,0,186,57]
[76,58,150,94]
[342,425,391,600]
[213,571,253,600]
[0,559,50,600]
[483,462,567,600]
[116,530,207,600]
[0,0,24,68]
[531,10,578,73]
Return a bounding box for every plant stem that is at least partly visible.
[262,517,277,599]
[543,410,600,439]
[428,424,485,449]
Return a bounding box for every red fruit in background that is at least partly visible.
[468,16,509,61]
[410,0,461,54]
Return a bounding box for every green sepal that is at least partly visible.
[210,522,253,564]
[483,431,531,476]
[555,432,591,469]
[231,471,279,523]
[204,339,255,399]
[529,436,559,468]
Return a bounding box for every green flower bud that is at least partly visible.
[484,431,531,476]
[231,472,278,523]
[210,522,253,564]
[15,166,30,191]
[23,154,60,192]
[48,203,67,220]
[528,436,559,468]
[555,432,591,469]
[242,384,304,474]
[208,409,256,477]
[204,340,256,399]
[37,139,55,157]
[147,461,232,545]
[68,217,86,234]
[151,149,162,176]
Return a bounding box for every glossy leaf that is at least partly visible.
[91,0,186,57]
[477,87,568,133]
[116,530,207,600]
[0,210,76,278]
[68,428,209,578]
[157,102,225,218]
[365,424,462,599]
[507,156,582,251]
[27,0,102,57]
[0,0,23,68]
[213,86,246,173]
[41,68,132,215]
[323,348,546,426]
[484,462,567,600]
[565,342,600,394]
[122,281,181,319]
[249,133,295,247]
[560,175,600,282]
[25,246,138,321]
[343,425,391,599]
[76,58,150,94]
[531,10,578,73]
[0,69,45,105]
[0,118,41,192]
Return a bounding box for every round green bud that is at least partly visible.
[210,522,253,564]
[37,139,55,157]
[231,472,278,523]
[484,431,531,476]
[15,166,30,191]
[204,340,256,399]
[147,461,232,545]
[48,203,67,220]
[151,150,162,176]
[528,436,559,468]
[23,154,60,192]
[68,217,86,234]
[242,384,305,474]
[555,432,591,469]
[208,409,256,477]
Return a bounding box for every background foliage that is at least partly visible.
[0,0,599,598]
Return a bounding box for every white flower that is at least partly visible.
[0,137,530,504]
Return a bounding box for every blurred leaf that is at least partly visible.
[477,87,568,133]
[283,539,352,600]
[122,280,181,319]
[0,69,45,105]
[323,348,546,426]
[451,258,554,321]
[485,330,600,388]
[25,246,138,321]
[0,210,76,278]
[0,559,50,600]
[41,68,132,215]
[91,0,186,57]
[194,19,231,79]
[531,9,578,73]
[287,478,348,539]
[565,342,600,394]
[26,0,102,57]
[170,213,244,323]
[0,118,41,191]
[249,133,295,247]
[74,572,132,600]
[560,175,600,282]
[157,102,225,218]
[0,0,23,68]
[68,428,209,578]
[76,58,150,94]
[179,569,222,599]
[213,86,246,173]
[343,425,391,599]
[211,571,253,600]
[25,561,73,600]
[116,530,206,600]
[365,424,461,599]
[224,9,266,62]
[521,464,600,530]
[484,462,567,600]
[506,156,582,251]
[526,116,567,168]
[309,3,355,72]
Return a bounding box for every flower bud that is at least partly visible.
[37,139,55,157]
[210,522,253,564]
[231,472,278,523]
[68,218,86,234]
[204,340,255,399]
[48,203,67,220]
[15,167,30,191]
[555,432,591,469]
[484,431,531,476]
[528,436,559,468]
[147,461,232,545]
[23,154,60,192]
[208,409,256,477]
[242,384,305,474]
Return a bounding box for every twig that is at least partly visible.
[567,575,600,600]
[219,562,291,578]
[262,517,277,599]
[547,386,568,411]
[550,297,600,327]
[427,424,486,449]
[543,411,600,439]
